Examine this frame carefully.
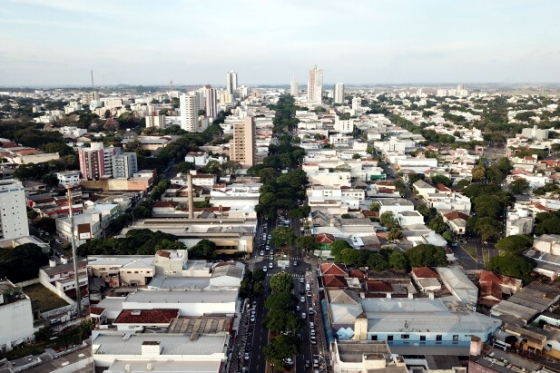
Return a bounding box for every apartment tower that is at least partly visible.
[0,179,29,239]
[226,71,238,95]
[78,142,122,180]
[307,65,323,103]
[231,117,255,168]
[179,93,198,132]
[290,79,299,96]
[205,85,218,119]
[334,83,345,104]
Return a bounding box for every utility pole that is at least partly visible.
[67,186,82,317]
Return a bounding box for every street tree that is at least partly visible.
[262,309,303,333]
[270,227,296,252]
[471,166,486,181]
[296,236,318,254]
[509,179,530,195]
[494,235,533,254]
[265,292,298,311]
[263,334,304,367]
[487,253,536,284]
[269,272,294,293]
[369,202,380,212]
[253,269,266,282]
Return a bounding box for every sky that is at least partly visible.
[1,0,560,87]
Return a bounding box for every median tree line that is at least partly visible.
[250,94,309,219]
[263,272,303,367]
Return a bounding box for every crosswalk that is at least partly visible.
[266,272,305,278]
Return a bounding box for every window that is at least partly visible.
[401,334,410,339]
[387,335,393,341]
[436,335,442,344]
[453,335,459,342]
[371,335,377,341]
[419,336,426,341]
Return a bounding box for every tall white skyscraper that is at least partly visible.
[334,83,345,104]
[226,71,238,95]
[205,85,218,119]
[180,93,198,132]
[352,97,362,111]
[307,65,323,103]
[0,179,29,240]
[290,79,299,96]
[231,117,255,168]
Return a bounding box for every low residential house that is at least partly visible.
[413,179,436,199]
[394,210,425,227]
[477,270,522,307]
[411,267,442,293]
[377,198,415,216]
[441,211,469,236]
[533,234,560,255]
[426,192,471,214]
[56,210,107,245]
[316,232,336,254]
[39,257,88,303]
[505,208,534,237]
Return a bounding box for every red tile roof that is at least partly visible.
[323,275,348,289]
[114,309,179,324]
[443,211,469,221]
[349,269,367,279]
[435,184,451,192]
[90,306,105,316]
[316,233,336,244]
[320,263,348,276]
[411,267,439,279]
[366,280,393,293]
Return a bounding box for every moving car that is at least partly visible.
[300,296,305,303]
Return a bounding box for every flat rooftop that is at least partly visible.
[336,341,391,363]
[105,360,222,373]
[168,316,232,334]
[92,333,227,356]
[125,289,238,304]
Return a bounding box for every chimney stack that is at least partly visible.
[188,173,194,219]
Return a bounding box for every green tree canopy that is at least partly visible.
[494,235,533,254]
[265,292,298,311]
[487,253,536,284]
[509,179,530,195]
[270,227,296,251]
[262,309,303,333]
[263,334,304,367]
[406,244,448,267]
[269,272,294,293]
[330,239,351,257]
[189,239,217,259]
[0,243,48,283]
[430,175,452,187]
[389,250,408,270]
[380,211,397,229]
[296,236,318,253]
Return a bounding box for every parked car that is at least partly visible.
[300,296,305,303]
[244,352,250,360]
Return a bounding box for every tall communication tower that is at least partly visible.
[169,80,174,92]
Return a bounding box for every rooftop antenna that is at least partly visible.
[91,70,95,90]
[169,80,174,92]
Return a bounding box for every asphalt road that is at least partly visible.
[243,214,319,373]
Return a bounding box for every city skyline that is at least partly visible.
[2,0,560,86]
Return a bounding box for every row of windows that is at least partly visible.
[373,334,460,342]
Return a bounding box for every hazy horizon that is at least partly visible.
[2,0,560,87]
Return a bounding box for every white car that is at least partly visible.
[263,266,268,272]
[301,312,306,319]
[300,296,305,303]
[269,262,273,269]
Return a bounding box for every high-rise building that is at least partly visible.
[290,80,299,96]
[351,97,362,111]
[308,65,323,103]
[205,85,218,119]
[0,179,29,240]
[180,93,198,132]
[334,83,345,104]
[194,89,205,113]
[226,71,238,95]
[231,117,255,168]
[78,142,122,180]
[112,153,138,179]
